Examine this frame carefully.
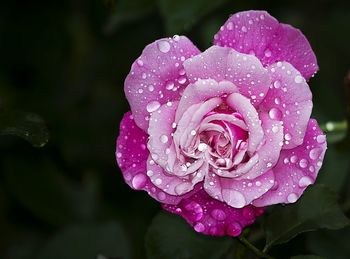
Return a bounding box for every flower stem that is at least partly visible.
[237,236,275,259]
[320,120,347,133]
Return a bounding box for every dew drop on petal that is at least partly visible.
[299,159,308,168]
[132,174,147,190]
[287,193,298,203]
[160,135,168,143]
[157,40,171,53]
[294,75,303,84]
[264,49,272,57]
[194,222,205,233]
[146,101,161,113]
[269,108,282,120]
[273,80,281,89]
[211,209,226,221]
[298,176,313,187]
[316,134,326,143]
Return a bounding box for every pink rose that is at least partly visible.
[116,10,327,236]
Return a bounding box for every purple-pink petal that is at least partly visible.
[259,61,312,149]
[204,169,275,208]
[116,112,196,205]
[252,119,327,207]
[124,36,200,131]
[213,10,318,80]
[163,188,264,237]
[183,46,271,106]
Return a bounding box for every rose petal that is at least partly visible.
[146,156,203,196]
[204,169,275,208]
[238,113,284,180]
[252,119,327,206]
[125,36,200,131]
[116,112,196,205]
[259,61,312,149]
[213,10,318,80]
[163,188,264,236]
[226,93,264,154]
[175,79,238,122]
[183,46,271,106]
[147,101,179,170]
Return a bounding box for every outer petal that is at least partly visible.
[204,169,275,208]
[125,36,200,131]
[237,113,284,180]
[116,112,195,205]
[183,46,271,106]
[147,101,179,169]
[163,188,264,237]
[259,61,312,149]
[146,156,203,196]
[252,119,327,207]
[213,10,318,80]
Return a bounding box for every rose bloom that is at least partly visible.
[116,10,327,236]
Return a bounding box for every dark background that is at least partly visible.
[1,0,350,258]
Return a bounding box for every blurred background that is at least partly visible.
[1,0,350,258]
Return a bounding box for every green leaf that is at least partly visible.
[306,227,350,259]
[3,157,99,226]
[264,184,350,252]
[291,255,324,259]
[157,0,228,34]
[104,0,157,34]
[36,222,130,259]
[0,110,49,147]
[145,211,233,259]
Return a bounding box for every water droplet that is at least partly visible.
[138,88,143,93]
[287,193,298,203]
[309,147,321,160]
[178,76,187,84]
[227,222,242,236]
[222,189,246,208]
[146,170,154,177]
[284,133,292,141]
[194,222,205,232]
[116,152,122,158]
[148,85,154,92]
[264,49,272,57]
[166,81,174,90]
[241,26,247,32]
[157,40,171,53]
[158,192,166,200]
[172,122,177,128]
[226,22,234,30]
[274,97,281,104]
[132,174,147,190]
[255,181,262,186]
[290,155,298,163]
[160,135,168,143]
[172,35,180,41]
[211,209,226,221]
[273,80,281,88]
[299,159,308,168]
[272,125,279,133]
[294,75,303,83]
[298,176,313,187]
[190,130,196,136]
[267,162,272,168]
[137,59,144,66]
[154,178,162,185]
[316,134,326,143]
[269,108,282,120]
[146,101,161,113]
